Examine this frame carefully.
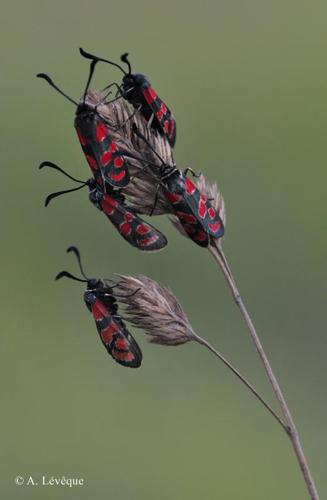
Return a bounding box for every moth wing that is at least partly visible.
[142,85,176,147]
[181,177,224,239]
[99,194,168,251]
[75,116,130,187]
[90,295,142,368]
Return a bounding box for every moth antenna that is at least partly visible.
[79,47,127,75]
[44,184,88,207]
[82,58,99,103]
[55,271,87,283]
[36,73,78,106]
[67,246,89,280]
[39,161,85,183]
[120,53,132,74]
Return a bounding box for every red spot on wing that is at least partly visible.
[194,230,207,242]
[139,235,158,247]
[109,170,126,182]
[208,221,221,234]
[183,224,207,243]
[101,195,118,215]
[91,300,108,320]
[163,120,170,132]
[101,322,119,344]
[115,337,129,350]
[112,349,135,362]
[113,156,123,168]
[136,224,151,235]
[198,200,206,218]
[101,150,112,167]
[176,212,197,224]
[184,177,196,195]
[164,191,181,204]
[124,212,134,222]
[76,129,87,147]
[96,122,108,142]
[86,155,97,171]
[143,86,157,104]
[208,207,216,219]
[156,102,167,121]
[101,144,122,168]
[120,222,132,236]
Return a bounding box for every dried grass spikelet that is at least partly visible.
[86,90,173,215]
[170,173,226,241]
[114,275,287,430]
[87,91,226,238]
[115,275,196,346]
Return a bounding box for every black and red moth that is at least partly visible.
[133,127,224,247]
[75,104,130,188]
[37,60,130,188]
[80,48,177,148]
[56,246,142,368]
[39,161,167,251]
[89,184,168,251]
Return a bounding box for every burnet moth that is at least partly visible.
[37,60,131,188]
[80,48,177,148]
[56,246,143,368]
[39,161,168,251]
[132,127,224,248]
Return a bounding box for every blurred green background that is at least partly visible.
[1,0,326,498]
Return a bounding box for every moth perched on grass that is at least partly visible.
[127,126,225,247]
[37,59,132,188]
[39,161,167,252]
[80,48,177,148]
[56,246,142,368]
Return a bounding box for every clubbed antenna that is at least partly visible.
[55,271,87,283]
[79,47,127,75]
[67,246,89,280]
[37,53,100,107]
[44,185,87,207]
[120,53,132,74]
[39,161,89,206]
[82,58,98,103]
[55,246,90,283]
[36,73,78,106]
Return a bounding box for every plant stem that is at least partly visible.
[191,332,287,430]
[209,241,319,500]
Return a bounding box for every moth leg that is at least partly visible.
[150,184,161,216]
[100,82,122,103]
[183,167,201,178]
[112,104,142,131]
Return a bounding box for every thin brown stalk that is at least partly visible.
[115,274,286,431]
[209,240,319,500]
[191,332,286,430]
